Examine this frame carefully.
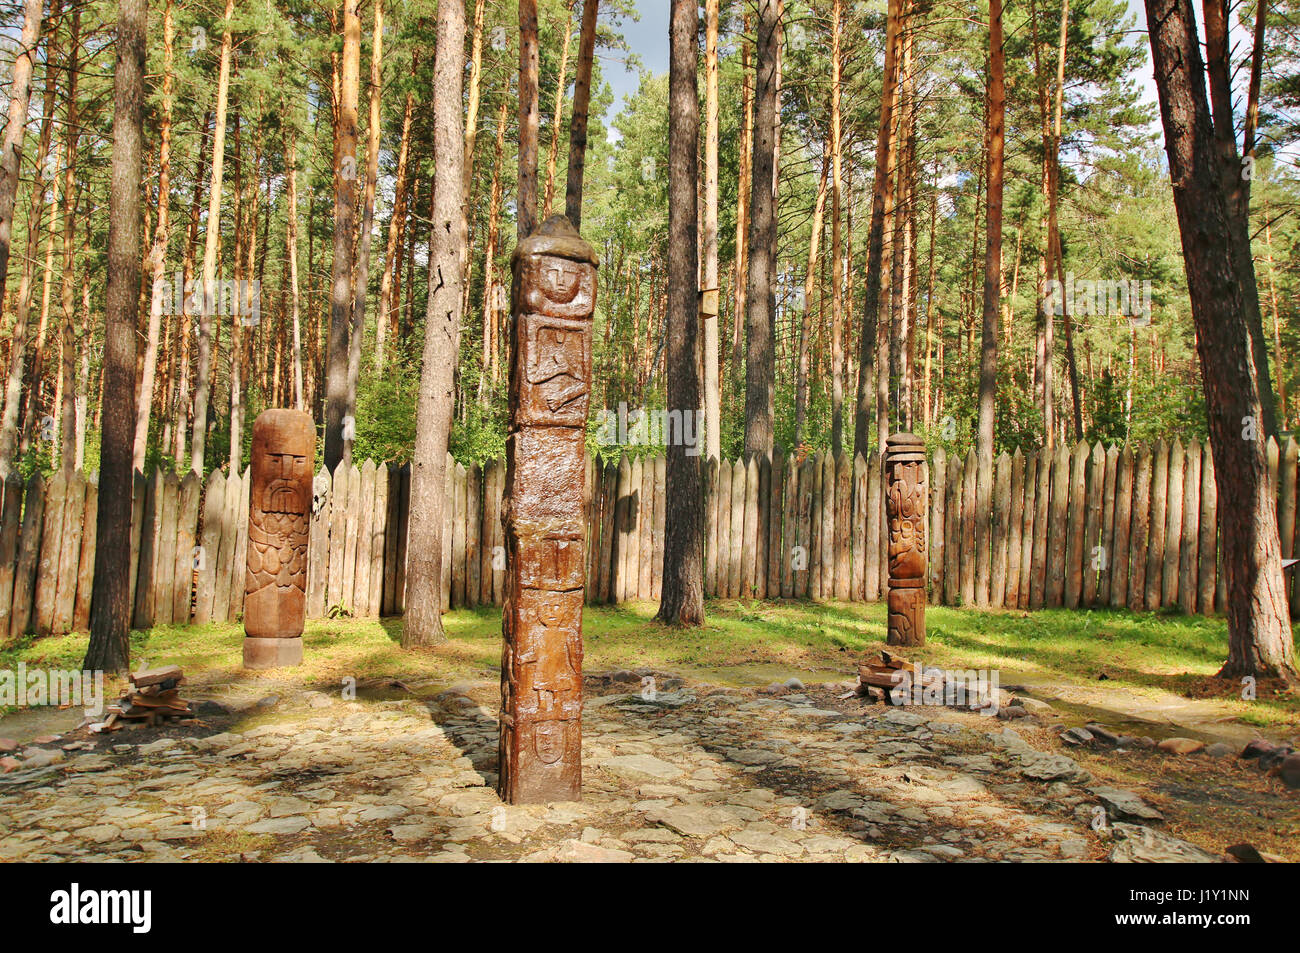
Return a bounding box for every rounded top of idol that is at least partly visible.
[512,214,599,269]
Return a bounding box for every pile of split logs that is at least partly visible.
[93,666,193,732]
[857,652,936,704]
[857,652,1001,712]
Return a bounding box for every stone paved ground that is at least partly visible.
[0,675,1220,862]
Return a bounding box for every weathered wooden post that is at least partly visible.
[885,432,927,646]
[243,409,315,669]
[498,215,597,804]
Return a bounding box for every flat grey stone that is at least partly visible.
[599,754,685,782]
[246,816,311,836]
[1108,823,1219,863]
[1091,786,1164,822]
[647,805,746,838]
[1019,753,1091,784]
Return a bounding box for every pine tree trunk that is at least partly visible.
[1263,200,1288,428]
[1029,0,1053,446]
[1202,0,1277,440]
[131,0,174,472]
[478,99,507,405]
[543,0,575,218]
[171,112,209,462]
[854,0,901,456]
[375,89,413,375]
[55,9,80,477]
[460,0,486,320]
[702,0,720,462]
[744,0,780,460]
[657,0,704,625]
[86,0,144,673]
[405,0,466,647]
[977,0,1005,467]
[0,0,45,327]
[344,0,384,466]
[565,0,599,229]
[463,0,486,200]
[794,155,828,448]
[0,0,59,474]
[285,124,304,410]
[1048,0,1082,441]
[731,12,752,401]
[191,0,235,474]
[829,0,845,454]
[517,0,540,240]
[324,0,361,472]
[1144,0,1295,680]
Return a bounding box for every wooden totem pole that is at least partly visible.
[243,409,315,669]
[498,215,597,804]
[885,432,927,646]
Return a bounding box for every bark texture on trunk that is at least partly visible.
[744,0,780,460]
[854,0,902,457]
[404,0,467,646]
[324,0,361,473]
[1144,0,1295,680]
[565,0,599,230]
[86,0,145,673]
[657,0,704,626]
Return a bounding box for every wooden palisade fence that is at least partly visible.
[2,438,1299,641]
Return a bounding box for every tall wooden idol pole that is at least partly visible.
[243,409,315,668]
[498,214,598,803]
[885,432,927,646]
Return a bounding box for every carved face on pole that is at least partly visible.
[498,215,597,804]
[244,409,315,667]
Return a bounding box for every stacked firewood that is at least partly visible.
[96,666,193,731]
[856,651,939,704]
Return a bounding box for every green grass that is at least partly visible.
[2,600,1296,731]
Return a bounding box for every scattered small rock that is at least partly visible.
[599,754,684,783]
[1225,844,1267,863]
[1270,753,1300,789]
[1061,727,1094,747]
[19,748,64,769]
[1091,786,1164,822]
[1108,822,1220,863]
[553,839,635,863]
[1156,737,1204,755]
[1011,696,1054,716]
[245,816,310,835]
[1085,724,1119,746]
[1239,739,1277,760]
[1203,742,1235,759]
[1259,746,1295,771]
